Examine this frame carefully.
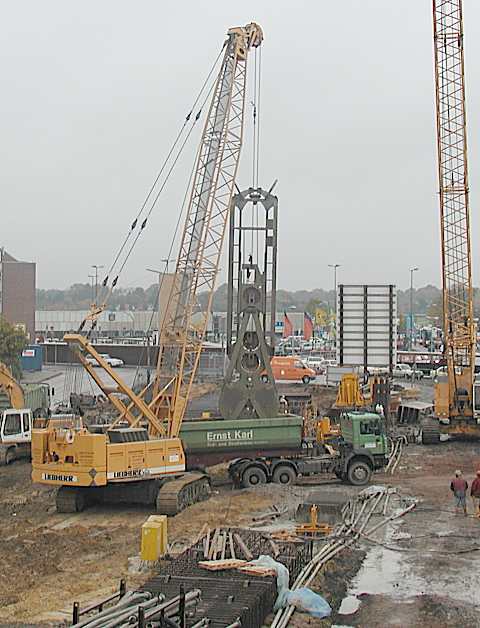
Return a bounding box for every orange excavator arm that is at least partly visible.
[0,362,25,409]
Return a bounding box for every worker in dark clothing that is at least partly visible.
[470,470,480,519]
[450,470,468,515]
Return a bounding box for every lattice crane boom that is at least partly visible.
[433,0,475,416]
[152,23,263,437]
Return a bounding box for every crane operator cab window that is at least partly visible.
[3,412,22,437]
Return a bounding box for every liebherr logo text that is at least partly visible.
[113,469,149,479]
[207,429,253,442]
[42,473,77,482]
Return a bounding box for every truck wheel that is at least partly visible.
[241,467,267,488]
[261,374,269,383]
[0,447,15,466]
[347,460,372,486]
[302,375,310,384]
[272,465,296,485]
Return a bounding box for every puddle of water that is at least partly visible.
[350,545,424,598]
[338,595,361,615]
[348,514,480,606]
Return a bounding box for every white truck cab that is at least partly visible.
[0,408,33,464]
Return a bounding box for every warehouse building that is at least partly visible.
[0,248,36,340]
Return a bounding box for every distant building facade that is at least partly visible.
[0,248,36,340]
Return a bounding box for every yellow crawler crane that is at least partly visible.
[31,21,263,514]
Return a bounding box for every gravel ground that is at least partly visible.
[1,422,480,626]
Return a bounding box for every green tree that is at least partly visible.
[0,316,27,379]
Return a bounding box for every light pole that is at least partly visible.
[88,274,95,303]
[409,266,419,350]
[146,268,163,281]
[91,264,104,303]
[328,264,340,346]
[161,257,175,274]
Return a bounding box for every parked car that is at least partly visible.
[305,356,326,374]
[262,356,316,384]
[432,365,462,382]
[301,342,313,351]
[85,354,124,368]
[393,364,423,380]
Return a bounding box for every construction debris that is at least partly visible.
[271,486,417,627]
[233,532,254,561]
[295,504,333,537]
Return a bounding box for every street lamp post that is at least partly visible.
[328,264,340,347]
[88,274,95,303]
[91,264,104,303]
[409,266,419,350]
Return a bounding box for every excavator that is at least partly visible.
[425,1,480,443]
[31,22,264,514]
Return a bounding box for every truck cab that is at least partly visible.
[335,411,389,483]
[340,411,388,456]
[0,408,33,465]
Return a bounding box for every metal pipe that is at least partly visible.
[272,490,392,628]
[71,592,151,628]
[82,595,162,628]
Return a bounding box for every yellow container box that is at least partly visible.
[140,515,168,561]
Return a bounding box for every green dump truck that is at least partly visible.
[180,411,389,487]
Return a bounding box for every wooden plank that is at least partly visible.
[238,565,276,577]
[198,559,246,571]
[228,532,236,560]
[268,538,280,558]
[208,528,220,560]
[203,528,210,559]
[220,531,227,560]
[194,523,207,546]
[213,528,223,561]
[233,533,253,561]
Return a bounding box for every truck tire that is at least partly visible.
[0,446,15,466]
[241,466,267,488]
[347,460,372,486]
[302,375,310,384]
[272,465,297,485]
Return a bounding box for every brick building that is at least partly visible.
[0,248,36,340]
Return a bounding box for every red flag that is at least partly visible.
[304,312,314,341]
[283,311,293,338]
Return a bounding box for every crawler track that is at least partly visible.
[156,472,211,516]
[421,418,441,445]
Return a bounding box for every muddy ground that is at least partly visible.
[1,440,480,627]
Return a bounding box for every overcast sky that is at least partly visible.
[2,1,479,291]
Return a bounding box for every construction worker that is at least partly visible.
[470,470,480,519]
[450,470,468,516]
[279,395,288,415]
